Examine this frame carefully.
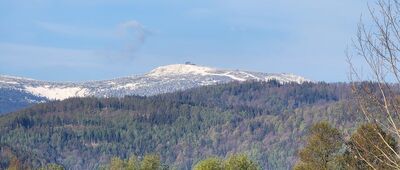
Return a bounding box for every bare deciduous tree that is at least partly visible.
[349,0,400,169]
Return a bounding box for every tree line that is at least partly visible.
[295,122,397,170]
[0,81,359,169]
[5,153,259,170]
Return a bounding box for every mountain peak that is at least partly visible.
[147,64,216,77]
[0,64,311,108]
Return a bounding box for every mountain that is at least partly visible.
[0,64,310,114]
[0,88,47,114]
[0,81,358,170]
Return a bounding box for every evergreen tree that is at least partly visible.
[0,81,355,169]
[140,154,160,170]
[294,122,344,170]
[194,157,223,170]
[223,154,258,170]
[126,155,140,170]
[109,157,125,170]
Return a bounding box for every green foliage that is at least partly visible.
[110,157,125,170]
[140,155,160,170]
[224,154,258,170]
[194,157,223,170]
[294,122,344,170]
[104,154,160,170]
[194,154,258,170]
[126,155,140,170]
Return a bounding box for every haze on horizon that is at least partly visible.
[0,0,372,82]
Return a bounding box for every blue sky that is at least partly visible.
[0,0,371,82]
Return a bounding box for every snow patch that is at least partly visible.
[117,82,143,90]
[0,80,19,85]
[107,81,116,85]
[264,74,310,84]
[240,72,261,80]
[220,72,246,81]
[24,86,89,100]
[148,64,215,77]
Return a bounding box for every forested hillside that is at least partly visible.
[0,81,363,169]
[0,88,47,114]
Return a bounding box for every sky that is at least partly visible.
[0,0,373,82]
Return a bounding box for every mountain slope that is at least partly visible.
[0,88,47,113]
[0,81,359,169]
[0,64,310,114]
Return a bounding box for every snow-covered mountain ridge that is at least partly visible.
[0,64,310,101]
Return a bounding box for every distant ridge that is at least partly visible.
[0,64,310,114]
